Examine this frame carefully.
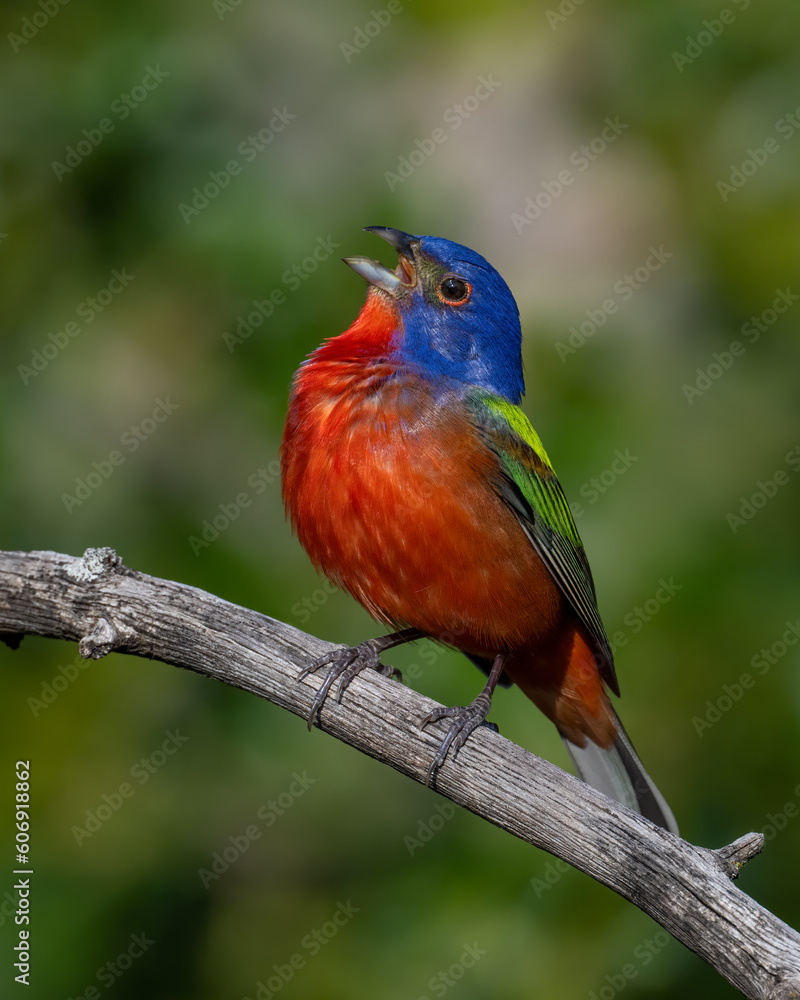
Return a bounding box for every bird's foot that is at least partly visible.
[299,638,403,730]
[420,691,499,787]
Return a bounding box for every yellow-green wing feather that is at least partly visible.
[466,390,617,691]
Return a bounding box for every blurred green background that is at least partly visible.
[2,1,799,997]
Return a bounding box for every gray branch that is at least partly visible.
[1,547,799,999]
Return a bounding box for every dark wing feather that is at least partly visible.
[465,390,618,694]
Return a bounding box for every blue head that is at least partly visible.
[343,227,524,403]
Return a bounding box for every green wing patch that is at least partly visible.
[465,390,617,691]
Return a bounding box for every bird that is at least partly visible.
[280,226,678,833]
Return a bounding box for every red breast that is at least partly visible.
[281,290,615,746]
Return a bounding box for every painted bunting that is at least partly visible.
[281,226,677,833]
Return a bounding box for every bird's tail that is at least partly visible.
[504,630,678,833]
[562,704,679,834]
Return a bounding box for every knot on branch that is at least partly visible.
[714,832,765,880]
[79,617,119,660]
[769,978,800,999]
[65,547,122,584]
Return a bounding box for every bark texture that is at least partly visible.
[1,547,799,999]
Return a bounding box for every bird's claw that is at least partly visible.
[299,640,402,730]
[420,693,497,787]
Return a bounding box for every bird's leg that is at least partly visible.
[420,652,506,787]
[299,627,424,730]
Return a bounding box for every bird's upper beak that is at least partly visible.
[342,226,419,296]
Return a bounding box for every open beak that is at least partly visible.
[342,226,419,296]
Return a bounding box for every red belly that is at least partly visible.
[282,372,565,659]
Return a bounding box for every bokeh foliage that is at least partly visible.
[1,1,799,998]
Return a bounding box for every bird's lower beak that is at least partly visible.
[343,226,419,297]
[342,255,406,294]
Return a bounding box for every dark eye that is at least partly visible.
[438,276,471,304]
